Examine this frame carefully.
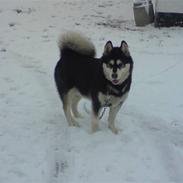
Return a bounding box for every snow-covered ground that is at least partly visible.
[0,0,183,182]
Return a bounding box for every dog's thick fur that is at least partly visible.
[54,32,133,134]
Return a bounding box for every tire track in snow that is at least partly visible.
[123,108,183,181]
[5,50,73,182]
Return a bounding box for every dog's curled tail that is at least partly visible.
[58,31,96,57]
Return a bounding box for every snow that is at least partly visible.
[0,0,183,182]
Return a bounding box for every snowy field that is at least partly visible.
[0,0,183,182]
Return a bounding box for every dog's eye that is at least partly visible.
[118,63,124,68]
[109,63,113,68]
[107,63,113,68]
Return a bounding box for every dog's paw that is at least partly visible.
[74,113,83,119]
[73,121,80,127]
[68,120,80,127]
[108,125,121,134]
[91,123,99,133]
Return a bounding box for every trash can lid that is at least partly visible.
[133,0,151,3]
[133,0,152,6]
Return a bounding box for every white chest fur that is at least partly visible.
[98,92,129,108]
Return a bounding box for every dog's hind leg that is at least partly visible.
[91,111,100,133]
[63,89,80,127]
[71,94,82,118]
[91,98,101,133]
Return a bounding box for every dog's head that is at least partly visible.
[102,40,133,85]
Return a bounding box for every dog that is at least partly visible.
[54,32,133,134]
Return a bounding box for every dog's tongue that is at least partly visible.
[112,80,119,84]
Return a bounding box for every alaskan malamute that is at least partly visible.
[54,32,133,134]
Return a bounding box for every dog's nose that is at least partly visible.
[112,73,117,79]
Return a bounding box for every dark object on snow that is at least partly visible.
[155,0,183,27]
[133,0,154,26]
[0,48,7,52]
[15,9,23,14]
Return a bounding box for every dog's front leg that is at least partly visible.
[108,104,122,134]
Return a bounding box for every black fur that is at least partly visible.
[54,35,133,117]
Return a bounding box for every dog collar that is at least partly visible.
[107,82,128,96]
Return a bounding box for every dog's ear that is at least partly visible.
[120,41,130,57]
[104,41,113,55]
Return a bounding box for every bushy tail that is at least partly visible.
[58,31,96,57]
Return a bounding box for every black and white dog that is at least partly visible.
[54,32,133,134]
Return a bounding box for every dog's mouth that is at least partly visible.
[112,79,119,85]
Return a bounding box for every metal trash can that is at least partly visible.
[133,0,154,26]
